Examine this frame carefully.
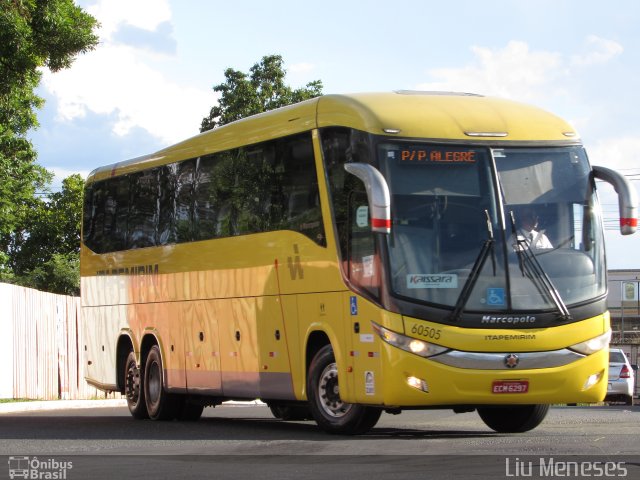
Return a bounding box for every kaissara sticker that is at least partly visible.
[407,274,458,289]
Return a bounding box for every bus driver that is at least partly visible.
[517,207,553,249]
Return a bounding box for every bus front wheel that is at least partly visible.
[307,345,381,435]
[144,345,179,420]
[477,404,549,433]
[124,351,148,419]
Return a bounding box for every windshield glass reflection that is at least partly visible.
[378,142,605,313]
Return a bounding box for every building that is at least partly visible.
[608,269,640,345]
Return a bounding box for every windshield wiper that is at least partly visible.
[509,211,571,321]
[449,210,495,322]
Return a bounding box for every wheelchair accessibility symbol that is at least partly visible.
[487,288,505,306]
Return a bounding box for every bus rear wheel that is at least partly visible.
[144,345,180,420]
[477,404,549,433]
[175,399,205,421]
[307,345,381,435]
[124,351,148,419]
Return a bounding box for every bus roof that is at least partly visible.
[87,91,579,183]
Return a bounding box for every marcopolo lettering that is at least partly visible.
[481,315,537,325]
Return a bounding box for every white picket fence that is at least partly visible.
[0,283,118,400]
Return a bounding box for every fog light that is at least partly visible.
[583,370,604,390]
[407,376,429,393]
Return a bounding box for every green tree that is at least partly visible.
[200,55,323,132]
[10,174,84,294]
[0,0,98,290]
[19,252,80,296]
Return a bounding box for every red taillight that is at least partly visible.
[620,365,631,378]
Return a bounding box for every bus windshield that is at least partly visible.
[378,143,605,314]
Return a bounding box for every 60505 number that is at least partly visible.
[411,324,441,340]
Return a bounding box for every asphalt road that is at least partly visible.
[1,404,639,479]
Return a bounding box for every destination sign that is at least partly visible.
[397,147,478,164]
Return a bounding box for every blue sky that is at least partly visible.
[29,0,640,269]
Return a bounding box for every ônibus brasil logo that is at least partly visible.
[8,456,73,479]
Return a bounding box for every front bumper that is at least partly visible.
[379,344,608,406]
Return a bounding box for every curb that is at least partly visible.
[0,399,127,414]
[0,399,265,413]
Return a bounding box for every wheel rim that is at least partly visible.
[147,359,161,408]
[317,362,352,418]
[125,360,141,406]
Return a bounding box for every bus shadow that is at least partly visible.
[0,414,493,443]
[363,427,495,440]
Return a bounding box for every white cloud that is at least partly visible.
[87,0,172,41]
[417,36,623,104]
[47,167,91,191]
[41,0,215,145]
[586,136,640,172]
[417,41,565,102]
[571,35,623,67]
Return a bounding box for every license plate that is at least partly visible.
[492,380,529,394]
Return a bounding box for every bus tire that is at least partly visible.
[124,351,148,419]
[307,345,381,435]
[478,404,549,433]
[144,345,179,420]
[176,400,204,421]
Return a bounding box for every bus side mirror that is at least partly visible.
[593,165,638,235]
[344,163,391,234]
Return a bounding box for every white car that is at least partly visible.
[605,348,634,405]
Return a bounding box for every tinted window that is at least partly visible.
[83,132,325,253]
[128,169,158,249]
[157,164,177,245]
[101,176,128,253]
[194,156,216,240]
[175,159,195,243]
[321,127,379,298]
[277,134,324,244]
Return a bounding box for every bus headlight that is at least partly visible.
[569,330,611,355]
[372,322,449,358]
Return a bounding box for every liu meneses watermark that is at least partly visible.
[506,457,627,477]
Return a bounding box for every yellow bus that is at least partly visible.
[81,91,637,434]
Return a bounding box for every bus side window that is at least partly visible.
[194,155,216,241]
[276,134,325,245]
[158,164,177,246]
[83,183,101,252]
[128,169,159,249]
[321,127,380,299]
[175,159,196,242]
[100,176,128,253]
